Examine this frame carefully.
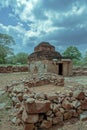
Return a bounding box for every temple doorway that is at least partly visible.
[58,63,63,75]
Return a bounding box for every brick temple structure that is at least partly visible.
[28,42,72,76]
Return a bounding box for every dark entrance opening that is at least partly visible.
[58,63,63,75]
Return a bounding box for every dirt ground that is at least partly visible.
[0,72,87,130]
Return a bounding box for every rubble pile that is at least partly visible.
[6,81,87,130]
[0,66,28,73]
[24,73,64,87]
[6,73,64,88]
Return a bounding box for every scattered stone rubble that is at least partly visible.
[5,73,87,130]
[0,66,28,73]
[24,73,64,87]
[6,73,64,89]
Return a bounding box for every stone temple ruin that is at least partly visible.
[28,42,72,76]
[4,42,87,130]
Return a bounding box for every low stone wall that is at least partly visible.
[73,67,87,76]
[0,66,28,73]
[24,73,64,87]
[6,74,87,130]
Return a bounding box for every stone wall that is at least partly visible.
[29,60,72,76]
[29,61,48,74]
[0,66,28,73]
[29,60,58,74]
[61,59,73,76]
[6,74,87,130]
[24,73,64,87]
[73,67,87,76]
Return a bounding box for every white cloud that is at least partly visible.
[11,0,40,22]
[0,23,9,32]
[0,0,87,53]
[0,23,26,42]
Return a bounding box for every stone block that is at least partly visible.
[25,100,51,113]
[80,111,87,121]
[24,123,34,130]
[64,111,73,120]
[22,109,39,123]
[62,99,73,110]
[81,99,87,110]
[40,120,52,129]
[52,116,63,125]
[45,93,58,101]
[73,90,85,100]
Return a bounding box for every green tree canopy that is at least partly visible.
[0,33,15,45]
[62,46,82,60]
[62,46,82,65]
[6,52,29,65]
[14,52,29,64]
[83,51,87,66]
[0,33,15,64]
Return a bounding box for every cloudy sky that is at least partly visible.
[0,0,87,54]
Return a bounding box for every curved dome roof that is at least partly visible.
[34,42,55,52]
[28,42,62,61]
[28,51,62,61]
[35,42,54,48]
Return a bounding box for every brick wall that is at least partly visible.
[29,60,72,76]
[73,67,87,76]
[0,66,28,73]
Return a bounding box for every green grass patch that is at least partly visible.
[0,93,12,106]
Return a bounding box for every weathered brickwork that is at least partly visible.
[0,66,28,73]
[28,42,73,76]
[29,59,72,76]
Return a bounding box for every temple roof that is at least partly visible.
[28,42,62,61]
[35,41,54,48]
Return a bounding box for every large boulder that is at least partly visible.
[73,90,85,100]
[24,99,51,114]
[62,99,73,110]
[81,99,87,110]
[45,93,58,101]
[40,120,52,129]
[24,123,34,130]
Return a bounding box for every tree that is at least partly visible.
[6,55,16,64]
[0,33,15,64]
[83,51,87,66]
[62,46,82,65]
[14,52,29,64]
